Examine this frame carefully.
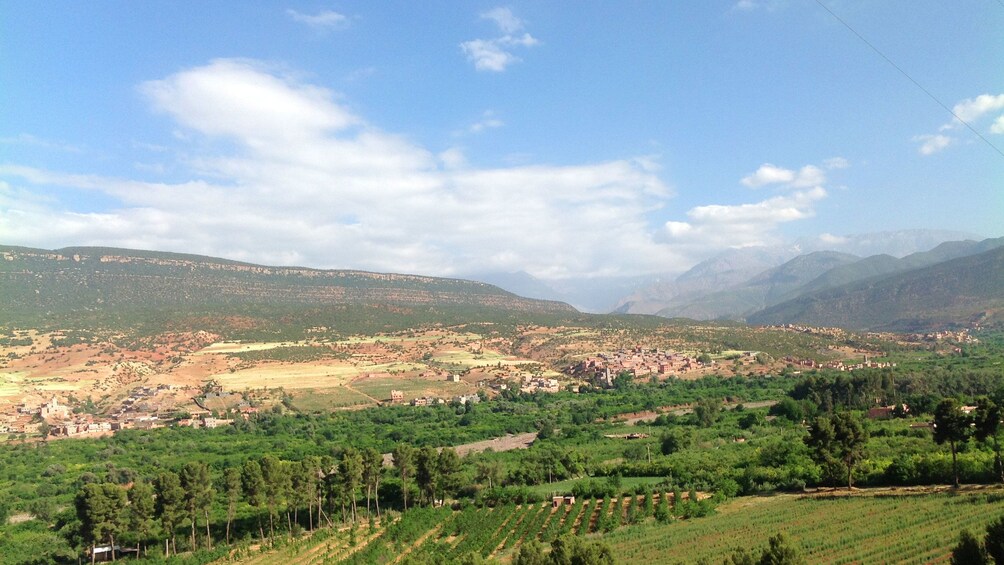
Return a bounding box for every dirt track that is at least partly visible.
[381,431,538,466]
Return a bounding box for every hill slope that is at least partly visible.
[0,246,576,324]
[656,250,860,320]
[748,244,1004,330]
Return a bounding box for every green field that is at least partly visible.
[239,488,1004,564]
[605,488,1004,564]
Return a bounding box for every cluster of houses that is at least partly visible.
[0,384,262,439]
[566,347,712,387]
[782,355,897,372]
[388,389,482,407]
[520,376,560,394]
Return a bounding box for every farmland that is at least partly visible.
[233,487,1004,564]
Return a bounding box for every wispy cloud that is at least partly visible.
[913,134,954,156]
[468,110,504,134]
[0,133,84,153]
[916,92,1004,155]
[286,9,348,30]
[460,7,538,72]
[741,163,826,189]
[663,163,831,250]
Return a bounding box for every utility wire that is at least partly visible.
[814,0,1004,160]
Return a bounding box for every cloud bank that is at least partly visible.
[0,59,837,279]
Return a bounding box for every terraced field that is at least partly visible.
[233,487,1004,564]
[605,487,1004,564]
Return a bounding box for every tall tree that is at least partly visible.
[223,466,242,544]
[475,460,503,490]
[241,459,267,542]
[154,471,185,556]
[436,447,463,503]
[179,461,214,550]
[392,444,415,510]
[362,448,383,519]
[127,481,156,557]
[415,446,438,506]
[933,398,973,488]
[974,396,1003,483]
[339,448,364,522]
[805,412,868,489]
[76,483,127,564]
[259,455,288,539]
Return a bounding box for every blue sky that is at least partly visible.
[1,1,1001,279]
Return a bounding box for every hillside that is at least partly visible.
[748,244,1004,330]
[0,246,576,326]
[655,250,860,320]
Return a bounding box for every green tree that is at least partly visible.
[242,459,267,541]
[933,398,973,488]
[415,446,438,506]
[759,533,805,565]
[805,411,868,489]
[340,448,364,522]
[393,444,415,510]
[549,533,615,565]
[127,481,156,556]
[984,517,1004,565]
[362,448,383,519]
[437,447,463,503]
[260,455,288,538]
[951,530,989,565]
[514,539,548,565]
[660,428,691,455]
[475,459,503,490]
[76,482,127,564]
[179,461,214,549]
[694,397,721,428]
[223,466,242,544]
[974,397,1003,483]
[154,471,185,556]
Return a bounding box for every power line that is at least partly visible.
[814,0,1004,160]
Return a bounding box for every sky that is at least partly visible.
[1,1,1002,281]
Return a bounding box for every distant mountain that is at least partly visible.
[0,246,577,325]
[793,229,982,259]
[748,243,1004,330]
[614,246,801,315]
[613,229,987,318]
[468,271,662,314]
[656,251,861,320]
[782,237,1004,300]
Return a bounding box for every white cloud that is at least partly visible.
[661,187,828,249]
[0,133,84,153]
[1,60,846,280]
[918,92,1004,153]
[1,59,681,280]
[741,164,794,187]
[741,163,827,188]
[287,9,348,29]
[481,7,523,34]
[913,134,954,155]
[951,93,1004,125]
[469,110,504,133]
[824,156,849,170]
[992,116,1004,135]
[461,7,538,72]
[734,0,758,10]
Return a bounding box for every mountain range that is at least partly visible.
[0,246,576,327]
